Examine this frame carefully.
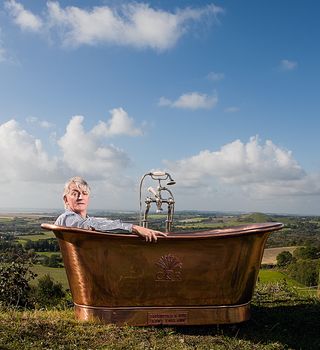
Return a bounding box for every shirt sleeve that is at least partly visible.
[54,211,133,233]
[87,217,133,233]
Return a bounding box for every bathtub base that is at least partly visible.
[74,303,251,326]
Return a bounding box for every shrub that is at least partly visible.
[32,274,66,308]
[0,260,36,307]
[40,254,63,267]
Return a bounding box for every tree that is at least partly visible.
[276,251,294,267]
[293,246,320,260]
[41,254,62,267]
[287,259,319,286]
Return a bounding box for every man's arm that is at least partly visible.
[132,225,167,242]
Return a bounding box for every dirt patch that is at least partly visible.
[262,246,298,264]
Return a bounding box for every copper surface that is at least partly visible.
[41,222,283,325]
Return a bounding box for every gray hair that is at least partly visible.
[63,176,91,209]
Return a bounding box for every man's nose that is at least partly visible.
[78,192,83,199]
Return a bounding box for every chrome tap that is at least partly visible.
[139,171,176,232]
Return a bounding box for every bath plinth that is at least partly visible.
[41,222,283,326]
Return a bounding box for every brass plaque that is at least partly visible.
[148,312,188,325]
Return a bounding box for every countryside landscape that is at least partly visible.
[1,211,319,349]
[1,0,320,349]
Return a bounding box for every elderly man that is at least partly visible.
[55,176,166,242]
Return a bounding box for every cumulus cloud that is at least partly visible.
[159,91,218,110]
[0,111,143,209]
[5,1,223,51]
[90,108,142,137]
[5,0,43,32]
[57,115,131,178]
[26,116,54,129]
[242,173,320,198]
[0,120,58,182]
[1,118,320,212]
[0,107,141,183]
[165,136,307,195]
[280,59,298,71]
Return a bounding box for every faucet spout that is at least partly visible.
[139,171,176,232]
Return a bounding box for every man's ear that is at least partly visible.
[63,195,68,207]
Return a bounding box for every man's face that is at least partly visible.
[64,183,90,216]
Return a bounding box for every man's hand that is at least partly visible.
[132,225,167,242]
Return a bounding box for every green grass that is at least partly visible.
[36,251,62,257]
[177,217,208,223]
[146,214,169,219]
[31,265,68,289]
[258,269,318,297]
[16,232,55,242]
[258,270,302,286]
[0,287,319,350]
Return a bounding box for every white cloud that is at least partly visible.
[40,120,54,129]
[280,59,298,71]
[165,136,306,192]
[90,108,142,137]
[0,113,142,209]
[159,91,218,110]
[0,120,58,182]
[57,115,131,178]
[207,71,224,81]
[6,1,223,51]
[5,0,43,32]
[1,119,320,213]
[0,109,140,183]
[242,173,320,198]
[26,116,54,129]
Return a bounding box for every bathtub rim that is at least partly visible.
[41,222,283,239]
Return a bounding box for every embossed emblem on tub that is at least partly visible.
[155,254,182,281]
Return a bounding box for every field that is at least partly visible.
[262,246,298,264]
[16,232,55,242]
[31,265,68,289]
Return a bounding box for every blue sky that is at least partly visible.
[0,0,320,215]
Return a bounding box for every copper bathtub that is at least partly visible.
[41,222,283,326]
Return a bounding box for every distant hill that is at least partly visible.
[239,212,273,223]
